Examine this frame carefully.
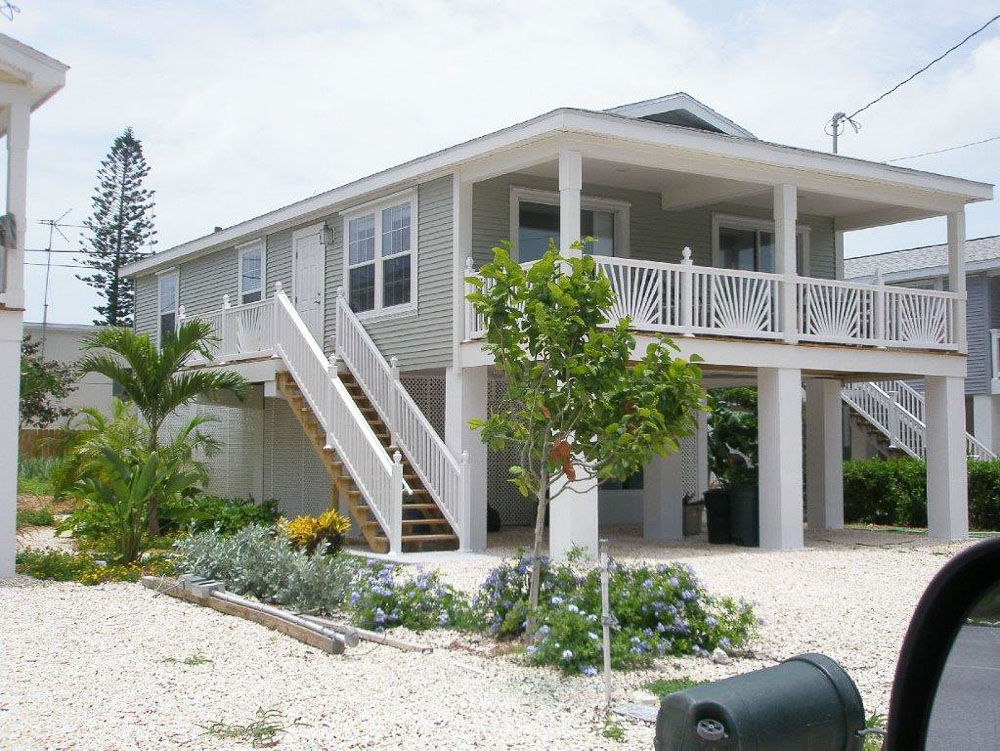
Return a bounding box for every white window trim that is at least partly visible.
[711,212,811,275]
[237,238,266,305]
[509,186,631,261]
[341,189,418,321]
[157,269,179,348]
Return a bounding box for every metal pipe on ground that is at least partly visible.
[299,613,434,654]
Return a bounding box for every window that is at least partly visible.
[344,193,416,316]
[158,271,178,346]
[511,188,628,264]
[713,215,809,274]
[238,240,264,304]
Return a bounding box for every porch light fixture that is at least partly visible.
[322,223,335,247]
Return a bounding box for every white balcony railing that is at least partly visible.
[464,249,964,352]
[178,295,273,364]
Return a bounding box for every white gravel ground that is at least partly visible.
[0,527,976,750]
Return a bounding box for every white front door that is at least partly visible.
[293,226,325,342]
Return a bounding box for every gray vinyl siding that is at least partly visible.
[266,229,294,299]
[179,247,238,315]
[471,174,836,279]
[134,273,158,339]
[966,273,990,395]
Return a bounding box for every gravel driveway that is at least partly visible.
[0,528,975,750]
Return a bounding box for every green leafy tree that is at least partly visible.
[76,321,247,533]
[19,334,77,428]
[466,241,705,630]
[706,387,758,488]
[78,127,157,327]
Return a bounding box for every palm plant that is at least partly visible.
[77,321,247,532]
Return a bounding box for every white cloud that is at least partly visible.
[9,0,1000,322]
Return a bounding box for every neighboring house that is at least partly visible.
[0,35,68,579]
[123,92,992,557]
[844,236,1000,457]
[21,322,115,426]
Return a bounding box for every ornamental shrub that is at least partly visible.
[349,560,473,631]
[160,494,281,536]
[281,509,351,555]
[474,554,758,675]
[844,457,1000,531]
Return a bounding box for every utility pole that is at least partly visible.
[829,112,845,154]
[37,209,72,358]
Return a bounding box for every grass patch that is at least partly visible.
[16,507,55,528]
[645,676,707,698]
[163,652,212,667]
[598,717,626,743]
[200,708,304,748]
[17,474,54,497]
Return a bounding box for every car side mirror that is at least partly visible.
[885,537,1000,750]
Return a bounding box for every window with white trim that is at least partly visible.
[713,215,809,274]
[158,271,178,346]
[238,240,264,304]
[344,194,416,315]
[510,188,629,264]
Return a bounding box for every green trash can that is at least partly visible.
[729,483,759,548]
[654,653,865,750]
[703,489,731,545]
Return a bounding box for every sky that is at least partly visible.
[7,0,1000,324]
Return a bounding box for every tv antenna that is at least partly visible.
[37,209,73,357]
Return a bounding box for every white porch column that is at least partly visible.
[445,364,488,550]
[558,149,582,256]
[758,367,804,549]
[972,394,1000,454]
[805,378,844,530]
[550,470,599,560]
[948,210,968,353]
[643,450,684,542]
[774,184,798,344]
[0,101,30,579]
[834,230,845,280]
[926,375,969,540]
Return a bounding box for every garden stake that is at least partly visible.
[599,538,613,712]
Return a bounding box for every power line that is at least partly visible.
[25,261,101,269]
[886,134,1000,163]
[849,13,1000,120]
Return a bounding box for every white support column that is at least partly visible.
[550,469,599,560]
[757,367,804,550]
[972,394,1000,455]
[558,149,582,256]
[948,210,968,354]
[774,184,798,344]
[834,230,845,280]
[926,375,969,540]
[643,450,684,542]
[4,100,29,309]
[452,175,473,349]
[805,378,844,531]
[445,364,488,550]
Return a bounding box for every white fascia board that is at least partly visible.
[125,107,993,278]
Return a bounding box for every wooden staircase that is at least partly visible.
[275,370,459,554]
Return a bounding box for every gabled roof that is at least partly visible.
[604,92,756,139]
[0,33,68,124]
[844,235,1000,281]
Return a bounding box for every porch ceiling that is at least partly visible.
[516,157,943,231]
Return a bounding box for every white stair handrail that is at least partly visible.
[334,290,465,545]
[272,285,403,553]
[843,379,994,460]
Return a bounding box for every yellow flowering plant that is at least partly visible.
[281,509,351,555]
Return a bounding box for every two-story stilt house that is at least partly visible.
[123,93,992,556]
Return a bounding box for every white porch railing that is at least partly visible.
[464,249,963,351]
[178,295,273,364]
[842,379,994,460]
[272,287,404,553]
[334,290,466,546]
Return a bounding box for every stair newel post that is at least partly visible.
[221,294,231,358]
[176,305,185,331]
[887,387,900,450]
[335,286,345,359]
[874,270,887,349]
[390,451,404,554]
[680,246,694,337]
[464,257,475,339]
[325,353,338,449]
[272,281,283,358]
[459,449,471,551]
[389,356,401,450]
